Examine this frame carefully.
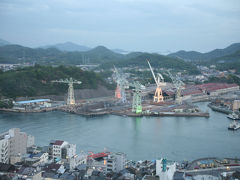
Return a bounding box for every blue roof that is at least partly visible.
[16,99,50,104]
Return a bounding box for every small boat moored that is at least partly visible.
[228,120,240,131]
[227,112,240,120]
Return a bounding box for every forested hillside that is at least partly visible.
[0,65,111,99]
[168,43,240,61]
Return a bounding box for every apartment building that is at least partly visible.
[49,140,76,160]
[0,128,34,164]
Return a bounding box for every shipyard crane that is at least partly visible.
[52,77,82,105]
[130,81,144,114]
[147,60,165,103]
[166,71,185,104]
[113,66,128,103]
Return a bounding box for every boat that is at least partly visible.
[227,112,240,120]
[228,120,240,130]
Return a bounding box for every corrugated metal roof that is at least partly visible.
[15,99,50,104]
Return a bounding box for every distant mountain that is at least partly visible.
[76,46,125,63]
[209,50,240,73]
[99,52,200,74]
[168,43,240,61]
[112,48,129,54]
[0,44,124,64]
[0,38,11,46]
[211,50,240,63]
[40,42,91,52]
[0,44,200,74]
[0,45,63,64]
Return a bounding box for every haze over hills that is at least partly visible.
[40,41,129,54]
[0,38,11,46]
[0,43,199,73]
[0,37,239,73]
[168,43,240,61]
[40,42,91,52]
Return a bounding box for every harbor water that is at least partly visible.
[0,102,239,161]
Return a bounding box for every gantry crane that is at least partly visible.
[52,77,82,105]
[113,66,128,103]
[147,60,165,103]
[130,81,144,114]
[167,71,185,104]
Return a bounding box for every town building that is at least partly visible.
[106,152,126,173]
[0,135,9,163]
[156,158,176,180]
[68,153,87,171]
[49,140,76,160]
[0,128,34,164]
[233,100,240,111]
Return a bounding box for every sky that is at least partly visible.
[0,0,240,53]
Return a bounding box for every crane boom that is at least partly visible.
[147,60,158,85]
[51,77,81,105]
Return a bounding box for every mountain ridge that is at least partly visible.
[168,43,240,61]
[0,38,11,46]
[39,42,91,52]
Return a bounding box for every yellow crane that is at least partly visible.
[147,60,164,103]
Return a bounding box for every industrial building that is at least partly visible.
[164,83,239,102]
[13,99,51,111]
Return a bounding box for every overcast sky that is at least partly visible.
[0,0,240,53]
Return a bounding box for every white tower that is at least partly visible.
[52,77,82,105]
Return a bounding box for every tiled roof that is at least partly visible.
[53,140,64,146]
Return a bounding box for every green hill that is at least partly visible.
[0,44,123,64]
[168,43,240,61]
[0,65,109,99]
[0,44,200,74]
[100,53,200,74]
[40,42,91,52]
[211,50,240,73]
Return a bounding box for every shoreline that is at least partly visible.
[0,107,210,118]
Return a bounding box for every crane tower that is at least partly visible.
[52,77,82,105]
[147,60,164,103]
[130,81,144,114]
[167,71,185,104]
[113,66,128,103]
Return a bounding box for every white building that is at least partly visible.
[156,158,176,180]
[0,135,9,163]
[106,152,126,173]
[65,144,76,159]
[27,135,35,147]
[0,128,34,164]
[50,140,76,160]
[69,153,87,171]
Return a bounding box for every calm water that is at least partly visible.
[0,102,239,161]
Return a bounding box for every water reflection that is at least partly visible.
[0,102,239,161]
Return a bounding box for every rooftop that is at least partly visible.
[15,99,50,104]
[53,140,64,146]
